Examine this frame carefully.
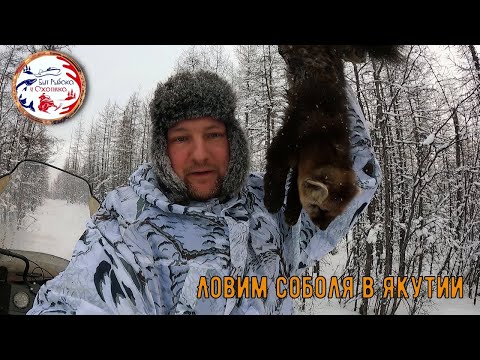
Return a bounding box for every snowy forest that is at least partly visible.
[1,45,479,315]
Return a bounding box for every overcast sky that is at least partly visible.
[43,45,476,167]
[45,45,207,166]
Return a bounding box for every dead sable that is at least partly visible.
[263,45,403,229]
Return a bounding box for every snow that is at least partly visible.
[424,296,480,315]
[421,133,435,146]
[366,224,382,244]
[365,120,374,131]
[295,239,480,315]
[3,185,478,315]
[5,198,90,260]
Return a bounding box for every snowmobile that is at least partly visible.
[0,159,100,314]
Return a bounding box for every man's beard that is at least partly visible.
[185,175,225,201]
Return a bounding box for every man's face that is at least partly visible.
[167,117,230,201]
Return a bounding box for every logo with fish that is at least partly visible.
[12,50,86,125]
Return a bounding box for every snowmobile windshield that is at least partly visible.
[0,160,99,277]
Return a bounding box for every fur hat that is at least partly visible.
[149,69,250,205]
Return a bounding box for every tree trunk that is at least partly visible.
[467,45,480,83]
[372,60,392,315]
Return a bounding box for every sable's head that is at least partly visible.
[298,166,361,230]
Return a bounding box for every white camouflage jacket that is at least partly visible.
[28,89,381,315]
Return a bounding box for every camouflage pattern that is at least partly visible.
[28,86,381,315]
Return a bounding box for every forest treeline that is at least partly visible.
[1,45,479,314]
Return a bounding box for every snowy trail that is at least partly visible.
[5,198,90,260]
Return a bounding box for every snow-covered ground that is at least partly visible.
[295,239,480,315]
[3,195,478,315]
[3,198,90,260]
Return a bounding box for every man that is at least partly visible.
[28,69,381,315]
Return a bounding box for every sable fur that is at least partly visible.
[264,45,403,229]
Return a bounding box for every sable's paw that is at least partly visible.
[298,166,361,230]
[263,169,287,214]
[285,198,303,226]
[284,168,302,226]
[264,135,292,214]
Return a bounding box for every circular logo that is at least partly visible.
[12,50,86,125]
